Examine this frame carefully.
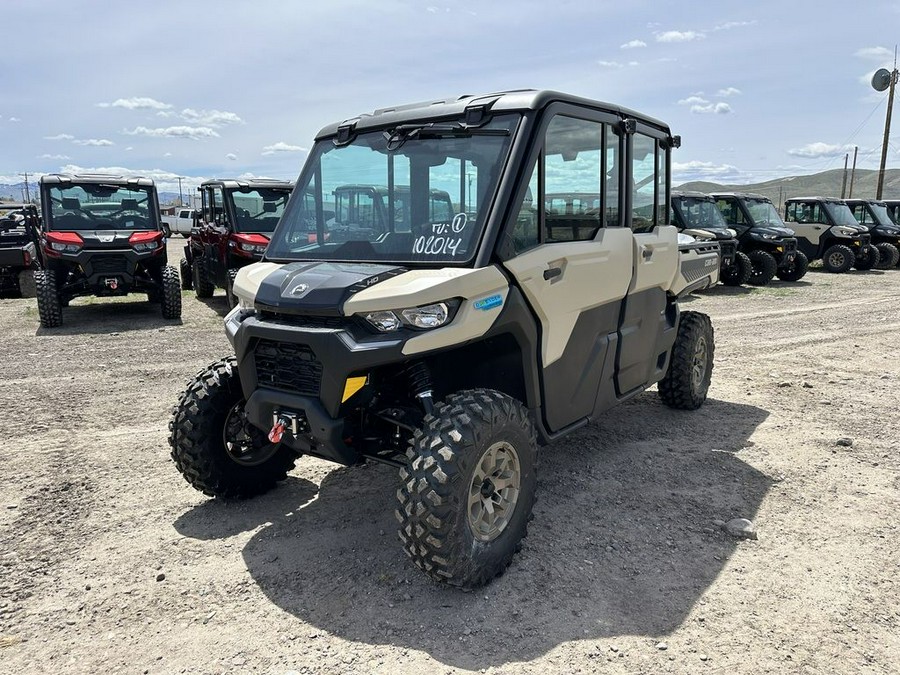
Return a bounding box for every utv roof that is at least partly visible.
[200,178,294,190]
[784,196,846,204]
[671,190,714,200]
[40,173,156,187]
[316,89,673,140]
[709,192,771,201]
[843,198,887,206]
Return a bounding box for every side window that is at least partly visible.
[785,202,799,222]
[716,199,741,225]
[212,187,226,225]
[605,126,620,226]
[511,162,539,254]
[810,203,827,223]
[657,142,668,224]
[631,134,657,233]
[544,116,603,241]
[201,189,212,223]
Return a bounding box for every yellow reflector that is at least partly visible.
[342,376,367,402]
[776,246,783,252]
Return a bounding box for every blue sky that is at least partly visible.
[1,0,899,197]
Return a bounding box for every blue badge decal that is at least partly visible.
[473,294,503,311]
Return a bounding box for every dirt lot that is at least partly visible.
[1,238,898,674]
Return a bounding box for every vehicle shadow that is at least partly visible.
[34,299,182,335]
[174,394,772,669]
[195,294,231,318]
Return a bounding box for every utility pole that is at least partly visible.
[848,146,859,198]
[20,172,31,203]
[840,153,849,199]
[875,52,898,200]
[177,177,185,206]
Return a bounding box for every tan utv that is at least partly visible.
[169,90,720,589]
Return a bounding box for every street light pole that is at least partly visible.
[177,177,185,206]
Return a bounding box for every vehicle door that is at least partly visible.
[206,186,230,284]
[502,110,635,433]
[786,200,833,258]
[616,129,678,395]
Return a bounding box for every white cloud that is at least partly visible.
[656,30,705,43]
[164,152,172,157]
[716,87,742,97]
[598,60,623,68]
[712,20,758,31]
[620,39,646,49]
[73,138,114,146]
[124,125,220,140]
[45,133,74,141]
[855,46,893,61]
[8,117,20,123]
[180,108,243,127]
[38,153,71,160]
[678,95,709,106]
[691,102,732,114]
[225,153,237,161]
[786,142,851,159]
[261,141,307,155]
[98,97,172,110]
[156,111,177,118]
[672,160,745,182]
[125,147,133,151]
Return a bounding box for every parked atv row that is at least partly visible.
[0,203,42,298]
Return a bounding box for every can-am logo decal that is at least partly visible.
[473,294,503,311]
[290,283,309,295]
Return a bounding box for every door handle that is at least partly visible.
[543,266,562,281]
[641,246,653,260]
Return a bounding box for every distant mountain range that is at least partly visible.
[678,168,900,208]
[4,168,900,210]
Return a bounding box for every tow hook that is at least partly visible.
[105,277,119,290]
[268,411,303,443]
[268,420,286,444]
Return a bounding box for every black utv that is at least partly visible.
[884,200,900,227]
[782,197,878,272]
[710,192,806,285]
[0,203,42,297]
[35,174,181,328]
[671,190,748,286]
[844,198,900,268]
[169,89,721,590]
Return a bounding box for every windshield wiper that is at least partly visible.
[384,123,508,150]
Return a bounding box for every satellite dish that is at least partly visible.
[872,68,892,92]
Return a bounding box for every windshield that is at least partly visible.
[745,199,785,227]
[230,187,292,233]
[266,114,519,264]
[46,183,155,231]
[867,203,894,227]
[823,202,859,227]
[673,197,729,230]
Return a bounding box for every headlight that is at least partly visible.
[132,242,159,252]
[726,228,738,237]
[237,295,255,312]
[50,242,81,252]
[752,232,778,240]
[401,302,450,329]
[362,300,458,332]
[240,243,268,254]
[835,227,857,237]
[364,310,402,332]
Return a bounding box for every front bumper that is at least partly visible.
[226,309,413,464]
[51,247,165,290]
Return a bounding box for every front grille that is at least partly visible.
[257,311,352,329]
[719,240,737,260]
[859,234,871,247]
[90,255,130,274]
[782,239,797,253]
[254,339,323,396]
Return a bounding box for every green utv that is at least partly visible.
[169,90,720,589]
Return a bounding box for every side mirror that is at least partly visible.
[161,223,172,238]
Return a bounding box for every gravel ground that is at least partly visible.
[0,239,898,674]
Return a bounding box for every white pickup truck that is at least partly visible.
[162,208,195,237]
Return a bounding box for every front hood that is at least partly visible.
[243,261,407,316]
[753,226,794,238]
[683,227,734,240]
